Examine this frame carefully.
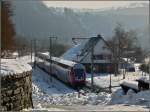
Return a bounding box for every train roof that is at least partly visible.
[52,57,76,67]
[37,52,77,67]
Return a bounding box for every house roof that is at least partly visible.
[61,34,111,62]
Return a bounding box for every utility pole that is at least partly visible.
[149,54,150,82]
[149,53,150,112]
[49,36,57,82]
[33,38,37,68]
[109,50,114,93]
[49,37,52,82]
[31,40,33,64]
[72,35,102,88]
[148,26,150,112]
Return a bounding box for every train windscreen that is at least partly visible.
[74,69,84,80]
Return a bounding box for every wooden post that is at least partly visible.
[126,58,128,77]
[78,91,80,98]
[109,72,112,93]
[108,62,112,93]
[91,43,94,89]
[123,63,125,79]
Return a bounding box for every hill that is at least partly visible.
[11,1,149,49]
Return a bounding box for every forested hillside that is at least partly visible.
[11,1,149,49]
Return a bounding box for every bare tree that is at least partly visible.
[107,23,141,76]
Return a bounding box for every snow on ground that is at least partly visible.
[31,62,149,110]
[32,67,111,106]
[110,88,150,108]
[23,103,66,111]
[2,55,149,111]
[24,103,149,111]
[55,104,148,111]
[86,71,149,89]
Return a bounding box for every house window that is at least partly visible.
[93,54,111,60]
[93,54,104,60]
[106,55,112,60]
[97,55,103,60]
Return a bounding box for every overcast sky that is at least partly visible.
[43,1,148,10]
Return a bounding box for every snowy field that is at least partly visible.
[110,88,150,107]
[1,55,150,111]
[86,71,149,89]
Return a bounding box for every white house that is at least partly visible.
[62,35,114,73]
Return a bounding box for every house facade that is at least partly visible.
[62,35,115,73]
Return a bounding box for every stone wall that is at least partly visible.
[1,71,33,111]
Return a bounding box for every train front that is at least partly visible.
[71,63,86,86]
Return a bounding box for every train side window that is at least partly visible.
[37,54,71,70]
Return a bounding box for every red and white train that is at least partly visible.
[36,52,86,86]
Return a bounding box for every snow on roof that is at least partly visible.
[39,52,77,67]
[80,37,100,56]
[61,38,99,61]
[1,58,32,75]
[52,57,76,67]
[61,44,83,61]
[12,52,19,56]
[61,36,110,62]
[41,52,49,55]
[138,76,150,83]
[122,58,135,64]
